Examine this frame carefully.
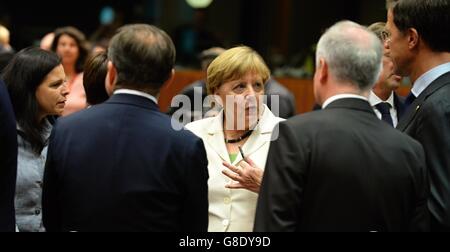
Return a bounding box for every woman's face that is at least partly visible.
[214,71,265,130]
[56,34,80,67]
[35,64,69,118]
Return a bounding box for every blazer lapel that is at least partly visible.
[205,110,231,163]
[397,72,450,131]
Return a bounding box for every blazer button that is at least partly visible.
[223,197,231,204]
[222,219,230,226]
[35,209,41,215]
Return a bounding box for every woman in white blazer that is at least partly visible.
[185,46,284,232]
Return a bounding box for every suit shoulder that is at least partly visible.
[185,117,216,136]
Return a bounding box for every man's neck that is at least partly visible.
[372,84,393,101]
[410,51,450,84]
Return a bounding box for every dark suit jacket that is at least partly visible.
[43,94,209,232]
[394,92,406,120]
[254,98,429,232]
[397,71,450,231]
[0,79,17,232]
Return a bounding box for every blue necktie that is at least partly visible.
[375,102,394,127]
[404,92,416,109]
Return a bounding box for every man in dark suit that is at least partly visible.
[254,21,429,232]
[42,24,209,232]
[0,79,17,232]
[386,0,450,232]
[368,22,406,127]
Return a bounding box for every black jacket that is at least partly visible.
[397,71,450,231]
[0,79,17,232]
[255,98,429,232]
[43,94,209,232]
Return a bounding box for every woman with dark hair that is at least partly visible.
[2,47,68,232]
[51,26,89,116]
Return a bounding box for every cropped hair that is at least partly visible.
[83,51,109,105]
[107,24,176,91]
[316,21,383,91]
[392,0,450,52]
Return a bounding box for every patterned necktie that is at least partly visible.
[375,102,394,127]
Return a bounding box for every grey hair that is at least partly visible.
[316,20,383,91]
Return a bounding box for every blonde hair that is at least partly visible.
[0,25,10,45]
[368,22,387,41]
[206,46,270,95]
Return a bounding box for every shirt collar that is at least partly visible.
[113,89,158,104]
[368,90,395,108]
[322,94,368,109]
[412,62,450,97]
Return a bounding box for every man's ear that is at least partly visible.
[318,58,328,84]
[407,28,420,50]
[105,61,117,96]
[161,69,175,89]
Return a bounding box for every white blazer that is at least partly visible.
[186,105,284,232]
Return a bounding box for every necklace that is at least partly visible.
[224,130,253,144]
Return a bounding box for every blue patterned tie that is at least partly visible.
[375,102,394,127]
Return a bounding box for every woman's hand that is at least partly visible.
[222,157,263,193]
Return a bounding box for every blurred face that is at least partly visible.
[35,64,69,119]
[385,9,413,77]
[373,47,403,92]
[214,72,265,131]
[56,34,80,67]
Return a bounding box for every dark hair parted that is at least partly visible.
[392,0,450,52]
[108,24,176,91]
[83,51,109,105]
[2,47,61,154]
[51,26,90,73]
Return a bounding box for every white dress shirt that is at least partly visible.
[369,91,398,127]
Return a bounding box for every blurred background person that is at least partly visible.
[367,22,405,127]
[186,46,284,232]
[0,25,13,52]
[0,78,18,232]
[2,47,68,232]
[169,47,226,124]
[0,25,14,72]
[51,26,89,116]
[39,32,55,51]
[83,51,109,106]
[264,77,296,119]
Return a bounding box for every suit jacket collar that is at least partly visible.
[105,93,160,112]
[397,71,450,131]
[325,98,376,115]
[206,104,282,165]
